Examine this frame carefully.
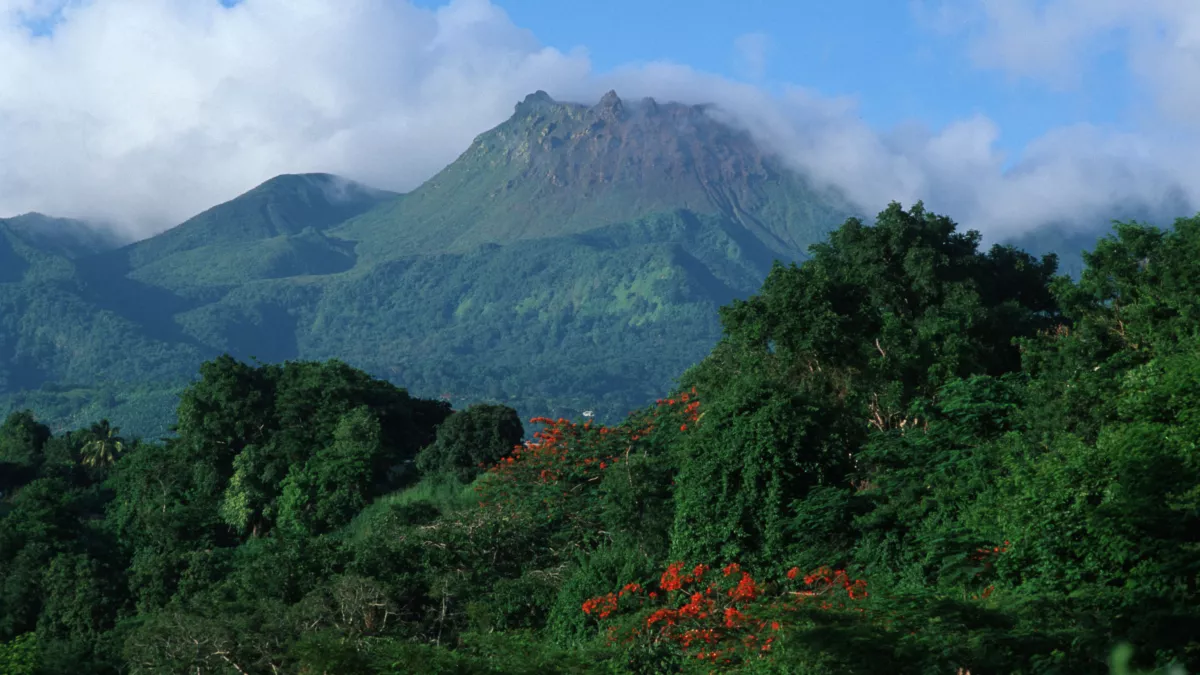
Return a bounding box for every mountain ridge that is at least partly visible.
[111,173,397,273]
[0,213,124,265]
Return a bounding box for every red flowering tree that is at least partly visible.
[580,561,869,666]
[472,389,703,544]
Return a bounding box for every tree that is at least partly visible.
[0,633,37,675]
[671,202,1061,564]
[415,403,525,483]
[277,407,382,535]
[176,356,451,539]
[79,420,124,468]
[0,411,51,493]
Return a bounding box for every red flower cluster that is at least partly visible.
[656,388,702,432]
[473,415,623,514]
[660,562,709,591]
[473,389,704,520]
[966,540,1009,600]
[581,561,868,665]
[968,541,1010,564]
[793,565,868,600]
[582,593,619,619]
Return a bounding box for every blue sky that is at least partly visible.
[474,0,1139,166]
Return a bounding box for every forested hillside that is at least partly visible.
[0,93,853,439]
[2,202,1196,674]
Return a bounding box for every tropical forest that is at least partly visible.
[2,194,1199,673]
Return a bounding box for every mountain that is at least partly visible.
[1,212,123,285]
[0,91,856,438]
[337,90,851,261]
[0,216,207,432]
[0,213,124,262]
[1005,227,1102,279]
[86,173,397,294]
[1004,197,1193,279]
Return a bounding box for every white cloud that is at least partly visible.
[579,61,1198,241]
[733,31,771,81]
[0,0,1195,244]
[0,0,591,236]
[916,0,1200,126]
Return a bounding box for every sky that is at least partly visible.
[0,0,1197,242]
[485,0,1140,159]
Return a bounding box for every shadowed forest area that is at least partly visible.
[1,203,1197,674]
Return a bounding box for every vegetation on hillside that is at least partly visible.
[0,93,863,439]
[335,91,852,260]
[1,202,1196,673]
[0,207,798,438]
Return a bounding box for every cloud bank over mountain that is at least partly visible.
[0,0,1195,241]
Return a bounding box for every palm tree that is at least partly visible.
[80,419,124,468]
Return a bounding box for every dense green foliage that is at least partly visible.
[1,202,1196,673]
[0,93,856,439]
[416,404,525,483]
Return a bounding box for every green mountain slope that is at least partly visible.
[121,227,359,293]
[173,210,782,419]
[120,173,396,270]
[0,224,209,415]
[78,173,395,297]
[335,91,851,260]
[0,92,855,438]
[0,213,124,262]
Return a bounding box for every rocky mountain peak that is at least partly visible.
[592,90,625,122]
